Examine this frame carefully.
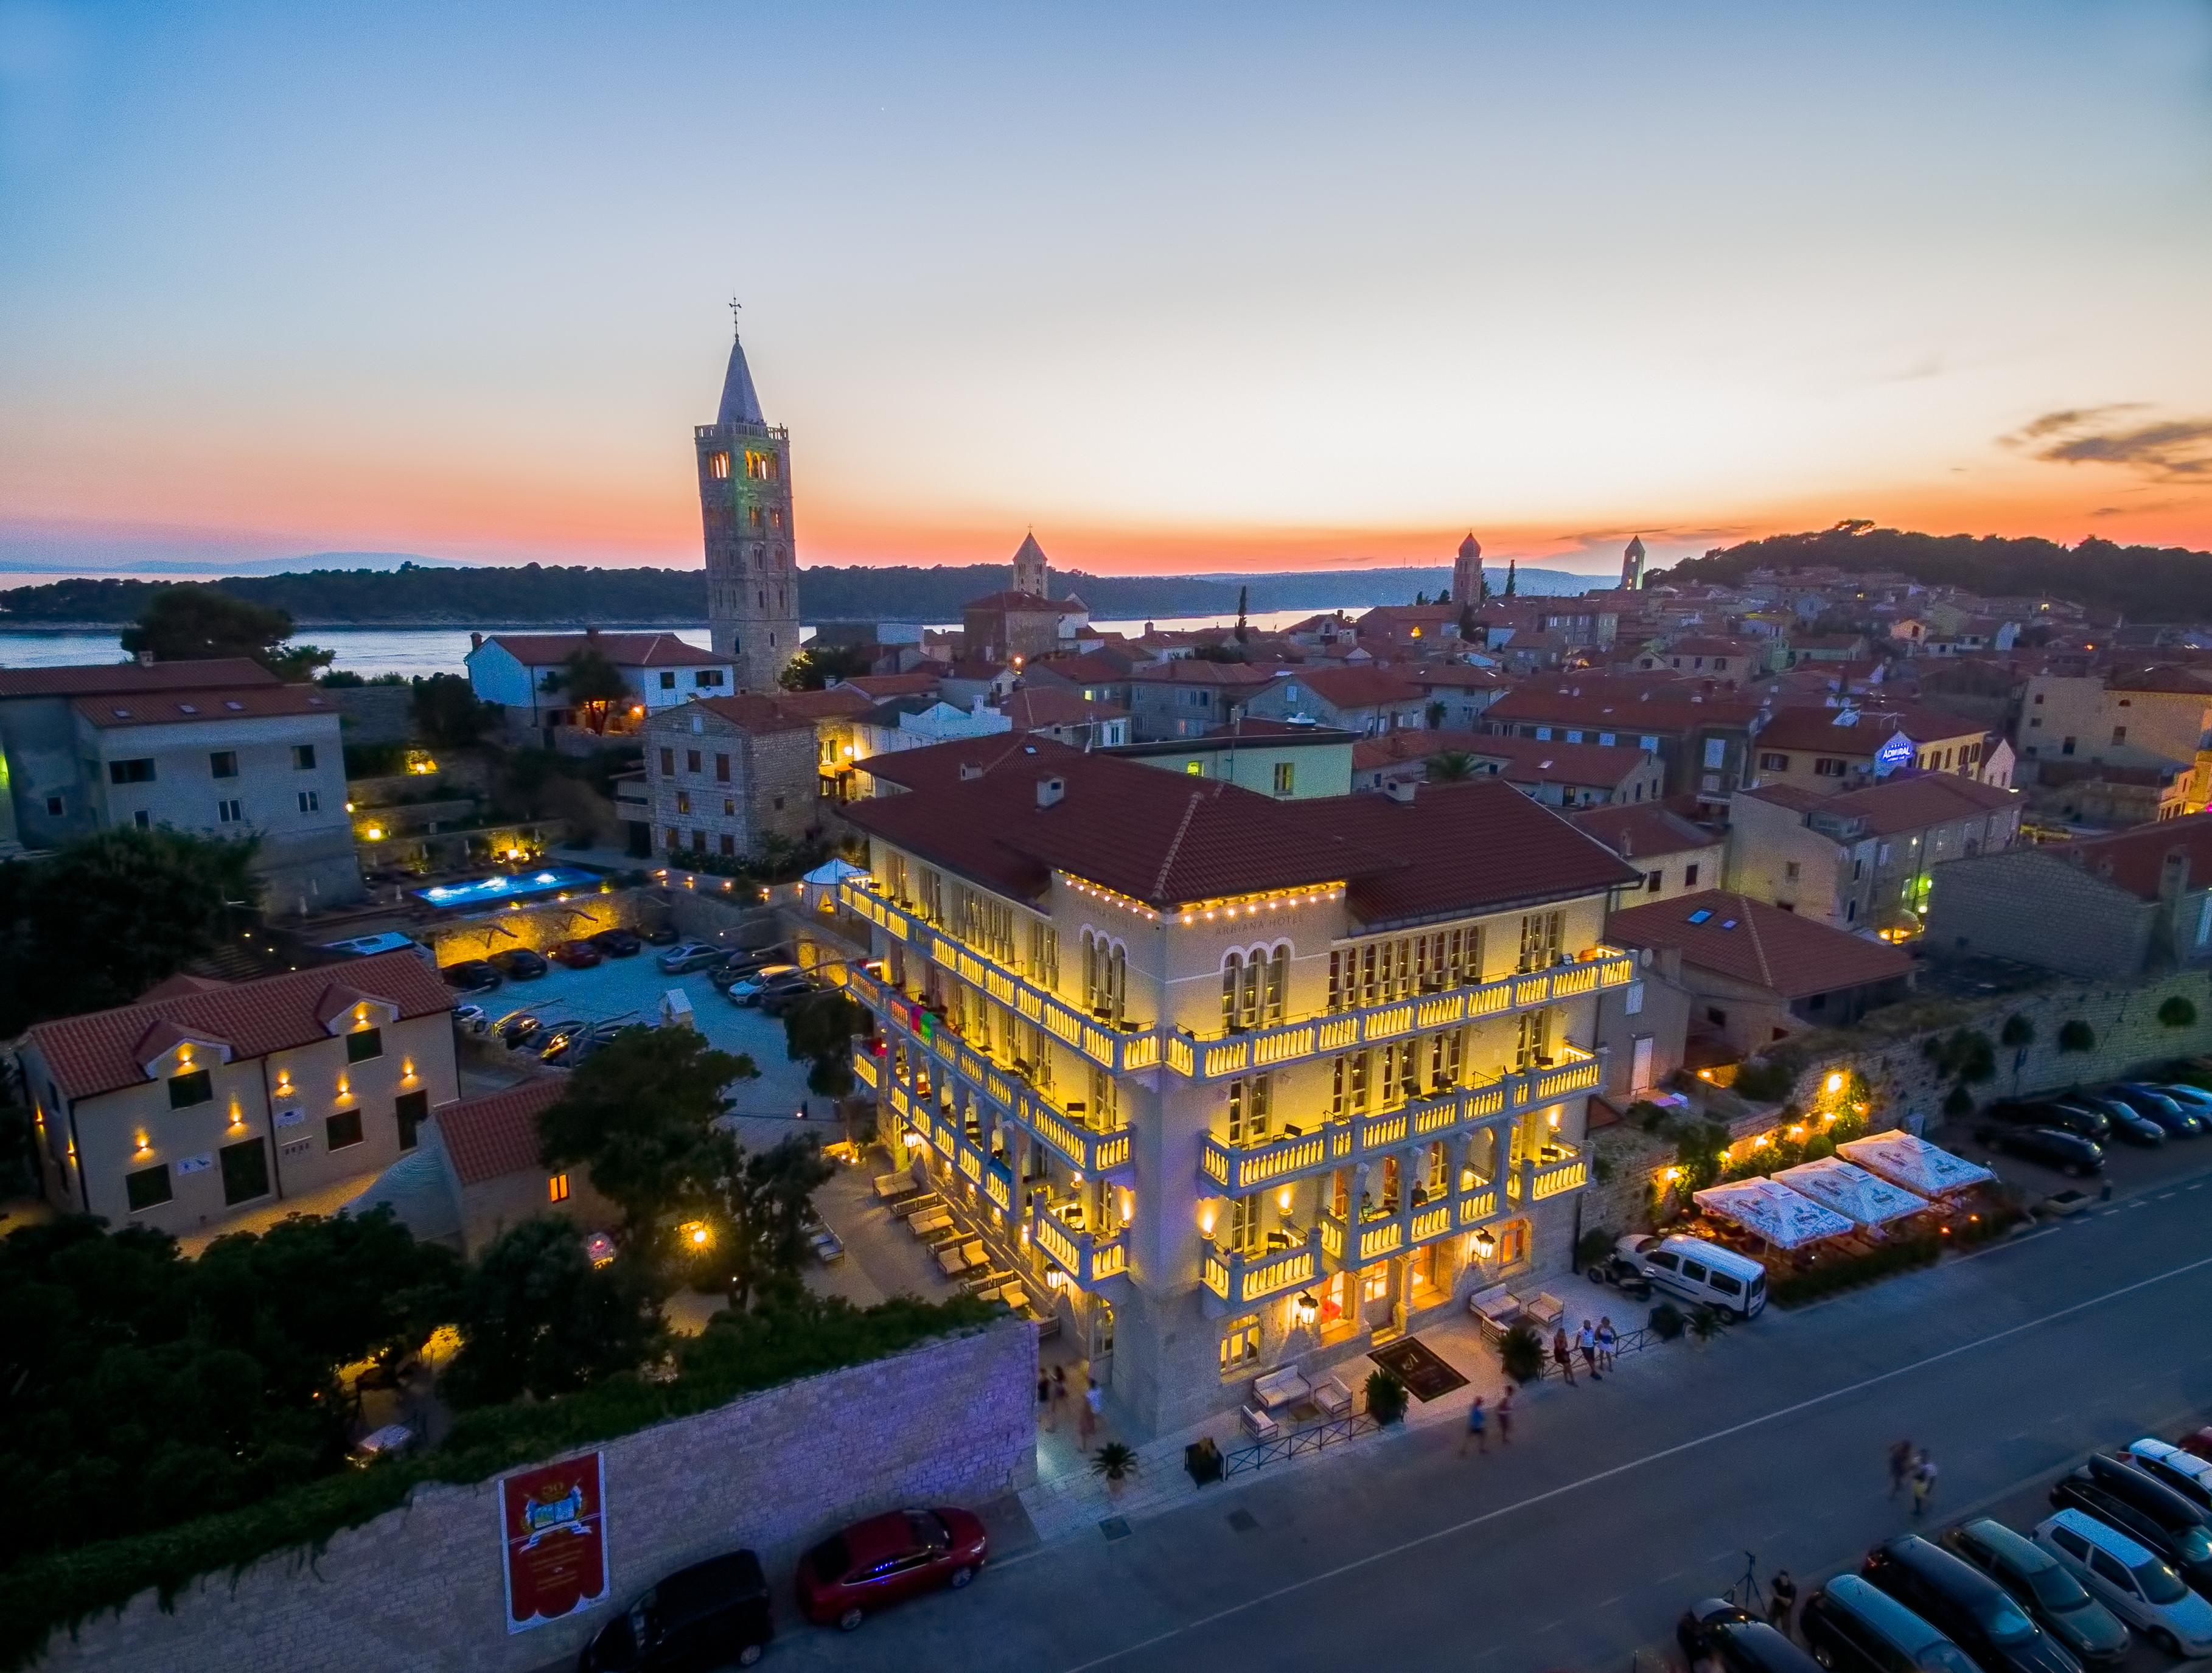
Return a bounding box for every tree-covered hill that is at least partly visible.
[1654,526,2212,621]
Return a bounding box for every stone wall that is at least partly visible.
[33,1316,1036,1673]
[326,685,416,746]
[424,886,668,966]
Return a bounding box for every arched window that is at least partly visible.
[1221,952,1244,1031]
[1265,944,1288,1023]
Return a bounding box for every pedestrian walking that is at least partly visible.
[1887,1438,1913,1498]
[1495,1387,1513,1446]
[1081,1375,1103,1445]
[1051,1365,1069,1431]
[1578,1319,1602,1382]
[1597,1316,1618,1372]
[1910,1452,1938,1518]
[1769,1569,1798,1635]
[1038,1370,1055,1431]
[1459,1395,1488,1456]
[1552,1326,1576,1384]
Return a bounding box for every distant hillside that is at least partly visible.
[0,560,1596,629]
[1654,527,2212,622]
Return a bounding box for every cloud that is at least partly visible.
[2003,406,2212,480]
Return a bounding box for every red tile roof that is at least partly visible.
[1026,649,1137,683]
[1205,716,1349,740]
[1126,661,1280,689]
[1569,805,1720,861]
[998,687,1127,729]
[481,632,728,668]
[1405,663,1509,690]
[856,732,1087,797]
[1752,704,1985,754]
[1483,680,1760,734]
[766,684,874,720]
[689,694,816,736]
[0,658,281,699]
[1605,891,1913,999]
[1753,772,2019,836]
[840,671,943,700]
[433,1077,567,1188]
[1274,666,1425,710]
[26,950,453,1101]
[1461,733,1655,788]
[71,686,341,729]
[2045,812,2212,903]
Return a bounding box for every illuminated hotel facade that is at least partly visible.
[839,738,1639,1432]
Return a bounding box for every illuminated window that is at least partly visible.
[1360,1265,1390,1303]
[1218,1315,1261,1374]
[1273,762,1295,795]
[548,1172,571,1203]
[708,451,731,480]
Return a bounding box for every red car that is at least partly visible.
[2182,1426,2212,1463]
[548,939,603,969]
[797,1508,986,1630]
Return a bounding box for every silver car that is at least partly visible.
[2034,1509,2212,1658]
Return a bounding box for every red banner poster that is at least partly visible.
[500,1453,610,1633]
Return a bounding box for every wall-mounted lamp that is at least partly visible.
[1472,1226,1498,1261]
[1292,1291,1319,1327]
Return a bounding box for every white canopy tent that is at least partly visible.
[1837,1129,1994,1198]
[1773,1156,1929,1227]
[800,857,868,913]
[1692,1177,1854,1249]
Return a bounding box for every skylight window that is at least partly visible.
[1720,919,1739,930]
[1687,909,1713,924]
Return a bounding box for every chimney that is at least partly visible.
[1383,777,1417,804]
[2159,846,2190,903]
[470,631,483,653]
[584,624,599,638]
[1037,775,1065,809]
[960,762,983,781]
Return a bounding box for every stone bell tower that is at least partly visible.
[699,310,800,690]
[1453,532,1484,604]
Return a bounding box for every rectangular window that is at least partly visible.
[1702,737,1726,769]
[664,826,680,850]
[658,670,676,690]
[659,748,675,775]
[133,810,151,830]
[396,1089,428,1151]
[292,744,316,770]
[1624,979,1645,1016]
[715,753,731,782]
[548,1172,571,1203]
[345,1027,383,1063]
[1272,761,1294,796]
[169,1069,213,1108]
[209,750,239,779]
[686,750,702,774]
[1784,860,1800,882]
[125,1163,172,1212]
[1758,752,1788,771]
[1219,1316,1261,1375]
[675,790,691,815]
[719,834,736,857]
[298,790,320,813]
[217,798,243,824]
[43,795,61,816]
[325,1109,364,1150]
[722,797,735,817]
[220,1138,269,1206]
[1533,726,1552,741]
[1684,863,1700,887]
[108,758,155,784]
[1645,869,1662,894]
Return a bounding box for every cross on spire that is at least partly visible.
[728,295,743,336]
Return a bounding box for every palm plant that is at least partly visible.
[1090,1441,1140,1494]
[1425,751,1478,784]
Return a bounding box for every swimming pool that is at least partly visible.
[410,866,604,909]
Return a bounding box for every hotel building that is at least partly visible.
[838,740,1639,1433]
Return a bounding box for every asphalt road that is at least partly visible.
[774,1158,2212,1673]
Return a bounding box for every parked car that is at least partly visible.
[797,1507,986,1631]
[710,945,797,992]
[1944,1518,2132,1668]
[2048,1458,2212,1594]
[1861,1534,2084,1673]
[2152,1081,2212,1116]
[1610,1233,1767,1320]
[489,948,550,981]
[1583,1247,1655,1301]
[658,941,733,975]
[550,939,604,969]
[577,1548,772,1671]
[1799,1573,1980,1673]
[2102,1084,2205,1139]
[725,965,800,1007]
[642,922,679,945]
[440,959,503,993]
[2124,1439,2212,1512]
[2182,1427,2212,1463]
[490,1009,543,1047]
[588,928,644,959]
[1676,1599,1822,1673]
[1975,1125,2104,1177]
[2034,1511,2212,1658]
[759,975,821,1017]
[453,1003,492,1036]
[536,1021,600,1063]
[1988,1099,2110,1143]
[2059,1097,2166,1149]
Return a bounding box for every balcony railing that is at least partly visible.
[851,965,1135,1178]
[851,1048,879,1090]
[842,875,1631,1085]
[1509,1142,1590,1204]
[1030,1200,1127,1290]
[883,1077,1020,1217]
[1173,950,1636,1083]
[1317,1177,1505,1270]
[1195,1044,1602,1193]
[1201,1229,1325,1310]
[840,881,1159,1073]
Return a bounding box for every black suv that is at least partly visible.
[588,928,644,958]
[440,959,502,993]
[1861,1535,2083,1673]
[490,948,550,981]
[1987,1099,2110,1143]
[1676,1599,1821,1673]
[2050,1456,2212,1594]
[577,1549,771,1671]
[1944,1518,2129,1668]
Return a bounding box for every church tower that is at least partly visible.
[1621,535,1646,592]
[699,318,800,690]
[1452,532,1484,605]
[1011,532,1049,598]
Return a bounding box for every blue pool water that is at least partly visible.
[411,866,602,909]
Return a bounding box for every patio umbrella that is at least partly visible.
[1772,1155,1928,1226]
[1837,1129,1995,1198]
[1692,1177,1854,1249]
[800,857,867,913]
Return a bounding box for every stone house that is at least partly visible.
[1748,704,1994,799]
[1571,805,1726,903]
[1124,660,1277,741]
[644,695,818,862]
[466,631,736,740]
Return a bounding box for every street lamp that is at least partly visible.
[1472,1226,1497,1261]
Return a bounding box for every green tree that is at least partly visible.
[1235,584,1251,644]
[1425,751,1479,784]
[702,1136,837,1311]
[1503,559,1517,597]
[1458,601,1480,640]
[783,989,864,1099]
[2057,1019,2096,1053]
[540,647,629,733]
[443,1217,664,1407]
[410,672,495,746]
[537,1026,758,1234]
[0,827,260,1033]
[778,642,871,691]
[119,585,332,680]
[1998,1014,2034,1048]
[2158,995,2198,1029]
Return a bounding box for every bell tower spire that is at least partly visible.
[697,308,798,690]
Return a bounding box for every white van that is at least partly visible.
[2034,1509,2212,1658]
[1614,1234,1767,1320]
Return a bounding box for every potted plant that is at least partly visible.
[1687,1303,1722,1348]
[1499,1321,1548,1385]
[1649,1301,1686,1340]
[1364,1368,1409,1425]
[1090,1441,1140,1497]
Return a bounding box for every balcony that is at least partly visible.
[1201,1228,1325,1312]
[1508,1141,1589,1204]
[1195,1043,1604,1193]
[851,965,1135,1178]
[839,880,1160,1073]
[1170,948,1636,1083]
[1029,1200,1127,1290]
[1318,1177,1505,1270]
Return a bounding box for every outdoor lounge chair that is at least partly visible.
[1312,1375,1353,1418]
[936,1239,985,1276]
[997,1282,1029,1312]
[908,1209,952,1237]
[1525,1292,1565,1328]
[1467,1284,1522,1344]
[889,1192,943,1219]
[1252,1366,1311,1410]
[872,1172,919,1201]
[1240,1404,1280,1441]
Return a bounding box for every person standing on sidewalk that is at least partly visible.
[1769,1569,1798,1635]
[1459,1395,1488,1456]
[1495,1386,1513,1446]
[1578,1319,1602,1382]
[1888,1438,1914,1498]
[1910,1451,1938,1517]
[1552,1326,1577,1384]
[1597,1316,1618,1372]
[1081,1375,1103,1445]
